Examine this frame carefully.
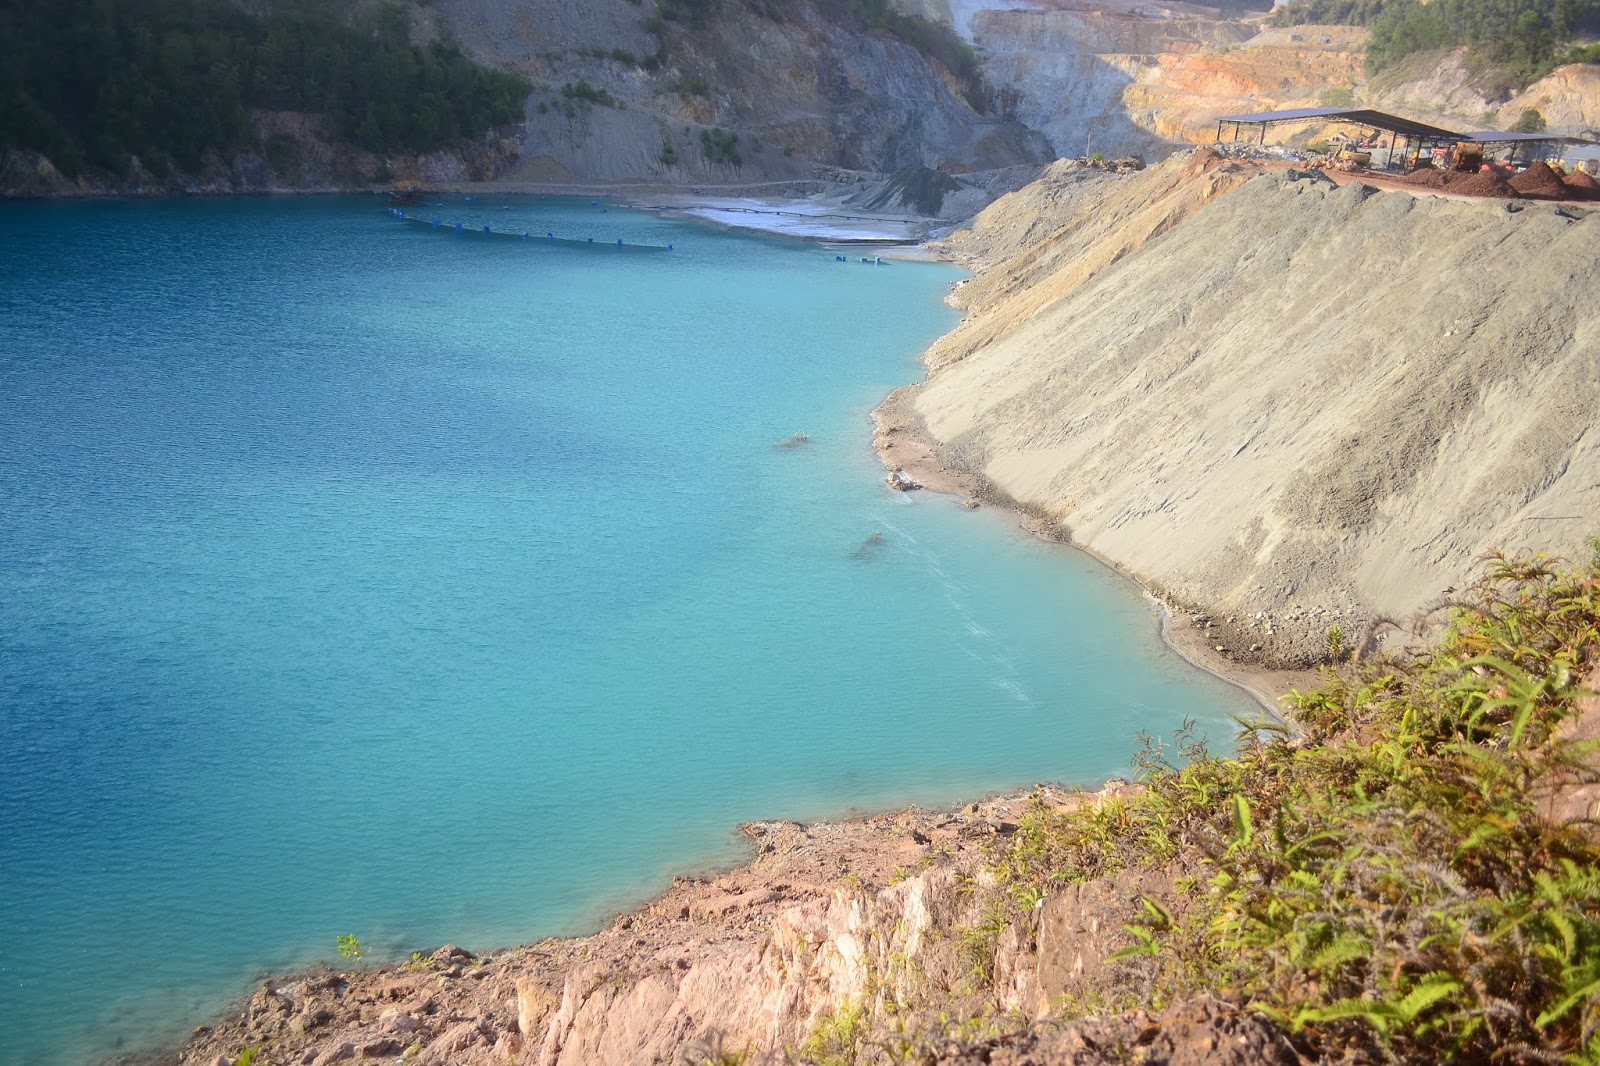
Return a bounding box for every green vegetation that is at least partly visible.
[976,547,1600,1062]
[700,127,742,166]
[1274,0,1600,81]
[336,933,365,964]
[800,998,868,1066]
[671,74,712,97]
[1513,106,1549,129]
[1272,0,1391,27]
[561,79,617,107]
[0,0,530,177]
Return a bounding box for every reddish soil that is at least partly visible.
[1508,161,1573,200]
[1395,166,1516,198]
[1450,170,1517,198]
[1565,169,1600,201]
[1401,168,1449,189]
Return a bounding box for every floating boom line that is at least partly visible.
[388,208,674,252]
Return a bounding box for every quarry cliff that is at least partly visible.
[910,150,1600,667]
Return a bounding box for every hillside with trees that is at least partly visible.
[0,0,529,179]
[1273,0,1600,79]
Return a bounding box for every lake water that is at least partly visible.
[0,196,1249,1066]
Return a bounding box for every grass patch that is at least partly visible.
[981,545,1600,1062]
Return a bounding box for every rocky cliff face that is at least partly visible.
[3,0,1053,198]
[419,0,1053,184]
[911,151,1600,666]
[901,0,1598,160]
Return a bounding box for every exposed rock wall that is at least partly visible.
[426,0,1053,184]
[914,151,1600,664]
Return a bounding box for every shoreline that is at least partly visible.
[870,384,1319,717]
[150,193,1306,1066]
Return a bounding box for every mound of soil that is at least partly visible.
[1508,161,1572,200]
[1564,168,1600,201]
[1448,169,1515,198]
[1402,168,1449,188]
[862,165,967,216]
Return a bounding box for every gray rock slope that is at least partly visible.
[918,162,1600,662]
[421,0,1053,182]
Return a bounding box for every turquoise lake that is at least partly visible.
[0,196,1250,1066]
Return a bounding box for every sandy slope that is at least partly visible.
[913,151,1600,665]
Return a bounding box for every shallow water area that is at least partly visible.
[0,195,1250,1066]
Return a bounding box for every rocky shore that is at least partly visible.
[160,783,1299,1066]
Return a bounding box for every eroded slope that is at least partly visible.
[916,153,1600,663]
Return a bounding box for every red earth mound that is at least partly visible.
[1402,168,1449,188]
[1508,161,1572,200]
[1448,170,1516,198]
[1563,168,1600,201]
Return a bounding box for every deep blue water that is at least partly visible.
[0,196,1248,1066]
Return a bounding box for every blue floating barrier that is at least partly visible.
[522,231,529,239]
[454,222,463,231]
[547,232,554,240]
[617,239,624,247]
[587,238,594,243]
[874,256,883,265]
[668,243,674,251]
[482,225,490,234]
[590,200,598,206]
[431,218,439,227]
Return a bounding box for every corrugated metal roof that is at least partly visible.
[1218,107,1360,123]
[1465,131,1600,144]
[1217,107,1462,141]
[1464,130,1561,142]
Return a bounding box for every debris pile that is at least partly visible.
[1508,161,1574,200]
[1400,166,1516,198]
[1563,168,1600,201]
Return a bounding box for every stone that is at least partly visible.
[311,1043,355,1066]
[887,468,921,491]
[288,1005,332,1036]
[516,977,557,1038]
[358,1038,403,1058]
[379,1008,418,1033]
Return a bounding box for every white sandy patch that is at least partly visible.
[659,196,925,242]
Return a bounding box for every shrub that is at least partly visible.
[983,548,1600,1063]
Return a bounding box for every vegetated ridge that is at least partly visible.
[1272,0,1600,81]
[0,0,1054,197]
[911,149,1600,669]
[0,0,530,194]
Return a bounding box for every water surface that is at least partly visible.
[0,196,1248,1066]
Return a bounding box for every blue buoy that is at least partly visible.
[522,231,530,239]
[617,238,624,247]
[668,243,674,251]
[587,238,594,243]
[590,200,598,206]
[431,218,439,227]
[547,232,554,240]
[482,225,490,234]
[454,222,463,231]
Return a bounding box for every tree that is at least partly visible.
[1512,107,1548,130]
